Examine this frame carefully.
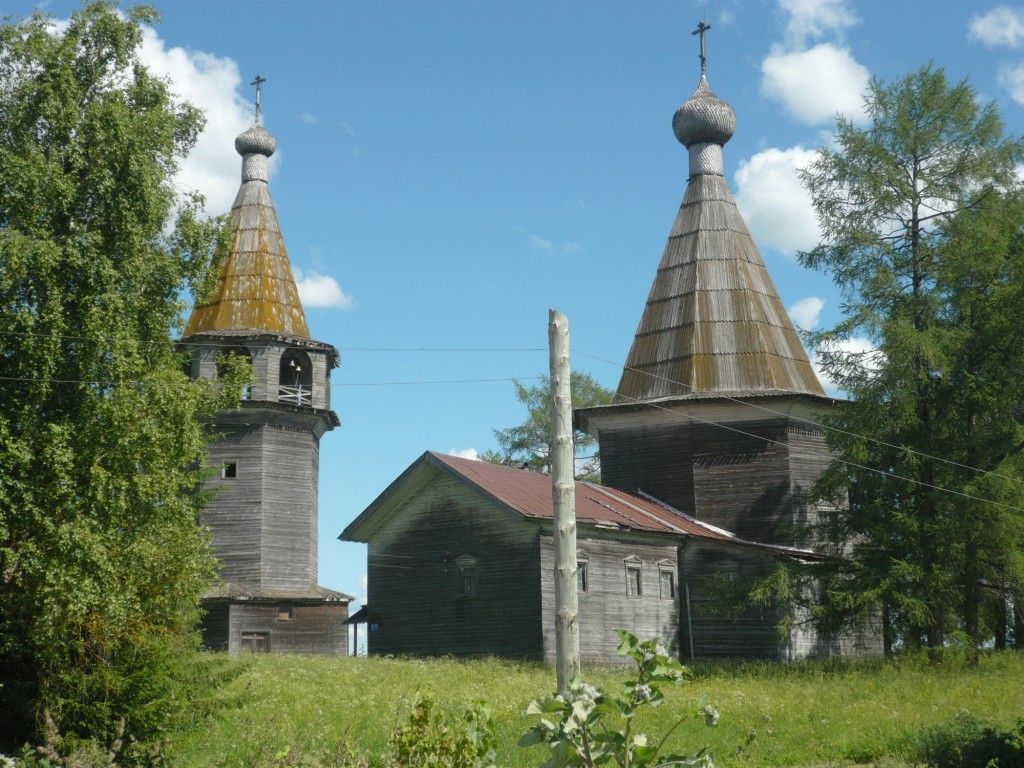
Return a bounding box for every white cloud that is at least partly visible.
[299,111,318,124]
[529,234,554,253]
[811,336,881,397]
[293,268,354,309]
[761,43,869,125]
[969,6,1024,48]
[136,26,255,217]
[998,62,1024,106]
[449,448,480,461]
[779,0,858,47]
[788,297,825,330]
[734,146,821,256]
[527,233,582,256]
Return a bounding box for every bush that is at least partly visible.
[913,714,1024,768]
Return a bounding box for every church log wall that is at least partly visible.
[366,473,544,659]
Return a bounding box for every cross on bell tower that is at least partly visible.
[692,20,711,74]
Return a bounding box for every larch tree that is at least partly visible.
[797,64,1024,659]
[481,372,613,481]
[0,1,238,753]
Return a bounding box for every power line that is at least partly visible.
[573,348,1024,490]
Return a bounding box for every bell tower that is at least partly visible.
[181,81,351,654]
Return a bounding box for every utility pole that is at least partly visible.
[549,309,579,694]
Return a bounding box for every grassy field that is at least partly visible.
[166,650,1024,767]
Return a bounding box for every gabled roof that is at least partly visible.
[615,75,824,403]
[341,452,816,560]
[183,123,310,338]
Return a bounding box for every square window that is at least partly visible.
[626,565,642,597]
[221,463,237,479]
[278,603,293,621]
[659,570,676,600]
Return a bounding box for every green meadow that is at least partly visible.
[165,650,1024,767]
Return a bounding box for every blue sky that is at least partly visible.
[12,0,1024,609]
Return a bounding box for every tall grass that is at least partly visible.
[166,650,1024,767]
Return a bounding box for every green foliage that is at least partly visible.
[163,650,1024,767]
[913,715,1024,768]
[0,0,235,755]
[789,63,1024,655]
[520,631,717,768]
[387,694,497,768]
[481,373,613,480]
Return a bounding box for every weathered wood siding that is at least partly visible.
[205,423,264,585]
[366,471,544,658]
[225,601,348,655]
[679,540,785,659]
[540,532,679,665]
[600,418,797,544]
[259,422,319,590]
[203,411,322,591]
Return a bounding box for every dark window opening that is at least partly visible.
[459,566,476,596]
[278,603,293,621]
[577,561,589,593]
[221,463,237,479]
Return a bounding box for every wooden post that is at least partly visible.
[549,309,579,694]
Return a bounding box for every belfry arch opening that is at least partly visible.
[279,350,312,406]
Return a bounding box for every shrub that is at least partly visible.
[913,714,1024,768]
[520,630,718,767]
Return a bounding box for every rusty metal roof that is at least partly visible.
[342,451,736,542]
[616,77,824,403]
[183,123,310,338]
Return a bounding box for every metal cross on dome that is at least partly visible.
[251,74,266,123]
[692,20,711,75]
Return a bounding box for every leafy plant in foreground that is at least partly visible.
[387,693,498,768]
[520,630,718,767]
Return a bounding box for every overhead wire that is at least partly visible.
[2,332,1022,510]
[574,348,1024,490]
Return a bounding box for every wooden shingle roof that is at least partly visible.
[616,76,824,403]
[183,123,309,338]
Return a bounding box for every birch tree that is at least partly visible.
[0,2,236,752]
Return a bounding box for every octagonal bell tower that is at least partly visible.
[180,86,351,655]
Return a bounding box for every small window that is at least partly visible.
[625,558,642,597]
[576,551,590,593]
[659,568,676,600]
[455,554,477,597]
[240,631,269,652]
[460,566,476,596]
[577,561,589,593]
[221,463,237,479]
[278,603,293,621]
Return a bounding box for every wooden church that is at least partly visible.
[343,36,881,662]
[180,100,351,654]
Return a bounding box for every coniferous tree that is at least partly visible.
[482,372,613,481]
[795,65,1024,659]
[0,2,237,752]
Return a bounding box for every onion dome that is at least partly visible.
[235,123,277,157]
[672,75,736,148]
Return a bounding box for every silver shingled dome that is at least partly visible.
[235,123,277,157]
[672,75,736,148]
